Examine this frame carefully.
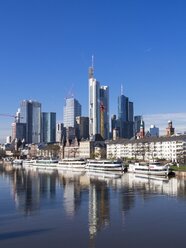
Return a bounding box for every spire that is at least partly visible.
[88,55,94,79]
[92,54,94,69]
[121,84,124,95]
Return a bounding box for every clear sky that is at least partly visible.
[1,0,186,142]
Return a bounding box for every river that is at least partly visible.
[0,165,186,248]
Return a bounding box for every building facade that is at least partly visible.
[76,116,89,140]
[41,112,56,143]
[100,86,109,139]
[149,125,159,137]
[63,97,81,128]
[88,65,100,138]
[20,100,41,144]
[107,135,186,163]
[56,122,65,143]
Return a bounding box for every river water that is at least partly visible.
[0,165,186,248]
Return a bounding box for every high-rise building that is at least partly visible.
[20,100,41,144]
[56,122,65,143]
[118,94,128,121]
[117,86,134,139]
[76,116,89,140]
[88,61,100,138]
[100,86,109,139]
[111,114,117,139]
[63,97,81,128]
[41,112,56,143]
[12,122,26,141]
[149,125,159,137]
[134,116,142,135]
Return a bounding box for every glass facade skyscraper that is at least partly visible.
[20,100,41,144]
[63,97,81,128]
[100,86,109,139]
[42,112,56,143]
[89,65,100,138]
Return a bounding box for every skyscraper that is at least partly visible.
[100,86,109,139]
[89,61,100,138]
[56,122,65,143]
[41,112,56,143]
[76,116,89,140]
[20,100,41,144]
[117,86,134,139]
[63,97,81,128]
[134,115,142,135]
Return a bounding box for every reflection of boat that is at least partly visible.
[134,174,169,183]
[22,159,35,167]
[58,168,85,177]
[32,159,58,170]
[86,170,122,179]
[13,159,23,167]
[128,161,170,176]
[58,158,86,170]
[86,159,124,171]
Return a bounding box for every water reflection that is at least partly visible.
[1,165,186,247]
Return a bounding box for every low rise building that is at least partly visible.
[106,135,186,163]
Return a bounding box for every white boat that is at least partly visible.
[57,157,86,170]
[32,159,58,170]
[86,159,124,171]
[13,159,23,166]
[128,161,170,176]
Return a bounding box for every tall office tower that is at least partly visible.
[63,97,81,128]
[88,59,100,138]
[150,125,159,137]
[117,86,134,139]
[41,112,56,143]
[128,102,134,122]
[134,115,142,135]
[12,122,26,141]
[20,100,41,144]
[100,86,109,139]
[118,86,129,121]
[56,122,65,143]
[76,116,89,140]
[111,115,117,139]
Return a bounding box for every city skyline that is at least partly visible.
[1,0,186,141]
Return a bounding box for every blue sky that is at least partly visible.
[0,0,186,142]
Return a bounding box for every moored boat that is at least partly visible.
[32,158,58,170]
[128,161,170,176]
[86,159,124,171]
[57,157,86,170]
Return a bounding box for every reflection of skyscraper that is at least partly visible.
[20,100,41,144]
[88,182,110,243]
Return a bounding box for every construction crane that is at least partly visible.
[0,113,23,122]
[100,102,105,139]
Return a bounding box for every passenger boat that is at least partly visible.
[32,159,58,170]
[57,158,86,170]
[128,161,170,176]
[86,159,124,171]
[12,159,23,166]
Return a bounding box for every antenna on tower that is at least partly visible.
[89,55,94,79]
[92,54,94,69]
[121,84,124,95]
